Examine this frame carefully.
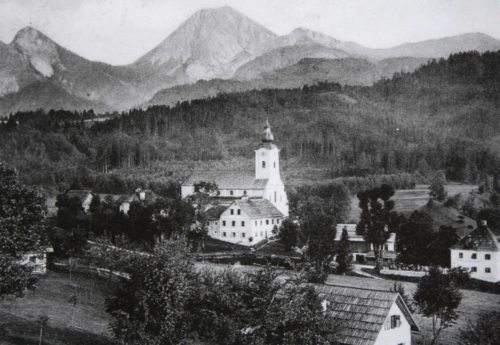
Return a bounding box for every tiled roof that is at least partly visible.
[335,224,396,244]
[66,190,92,203]
[316,284,419,345]
[204,206,228,221]
[183,171,268,190]
[452,225,500,251]
[231,198,284,219]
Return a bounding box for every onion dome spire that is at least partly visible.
[262,119,274,143]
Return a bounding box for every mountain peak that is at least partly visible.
[135,6,276,82]
[13,26,49,43]
[11,26,60,77]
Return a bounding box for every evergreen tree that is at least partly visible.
[430,171,448,201]
[336,228,352,274]
[278,218,299,252]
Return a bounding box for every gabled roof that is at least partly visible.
[452,225,500,251]
[122,189,159,204]
[204,206,228,221]
[335,224,396,244]
[228,198,284,219]
[66,190,92,203]
[316,284,419,345]
[183,171,268,190]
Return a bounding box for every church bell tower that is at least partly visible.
[255,120,281,181]
[255,120,289,216]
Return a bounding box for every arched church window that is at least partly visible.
[262,161,266,168]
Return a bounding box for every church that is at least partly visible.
[181,121,289,246]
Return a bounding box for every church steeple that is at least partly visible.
[262,119,274,143]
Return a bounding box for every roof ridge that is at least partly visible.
[323,283,396,294]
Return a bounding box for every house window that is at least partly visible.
[222,221,226,226]
[266,219,269,225]
[243,191,247,196]
[262,161,266,168]
[223,232,227,237]
[242,232,245,238]
[215,222,218,225]
[459,252,463,259]
[232,232,236,237]
[471,253,477,259]
[485,267,491,273]
[384,244,389,251]
[237,209,241,215]
[29,256,37,263]
[272,219,274,224]
[390,315,401,328]
[231,209,234,215]
[241,221,245,227]
[485,254,491,260]
[471,267,477,272]
[230,190,234,196]
[274,191,277,202]
[232,221,236,227]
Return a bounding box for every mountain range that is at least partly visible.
[1,6,499,114]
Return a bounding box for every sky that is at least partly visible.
[1,0,499,65]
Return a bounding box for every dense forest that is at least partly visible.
[0,51,499,193]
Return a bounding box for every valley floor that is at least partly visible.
[1,264,498,345]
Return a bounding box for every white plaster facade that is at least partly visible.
[450,249,500,282]
[374,302,412,345]
[450,222,500,283]
[208,199,284,246]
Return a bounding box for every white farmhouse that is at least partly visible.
[182,120,289,217]
[335,224,397,263]
[450,220,500,282]
[206,198,285,246]
[317,284,419,345]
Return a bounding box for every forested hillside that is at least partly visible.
[0,51,499,192]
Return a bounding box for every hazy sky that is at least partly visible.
[1,0,499,65]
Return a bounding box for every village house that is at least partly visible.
[335,224,397,263]
[317,284,419,345]
[119,188,158,215]
[450,220,500,282]
[183,121,289,245]
[19,246,54,275]
[66,189,94,213]
[206,198,284,245]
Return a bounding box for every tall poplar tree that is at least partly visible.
[356,184,398,272]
